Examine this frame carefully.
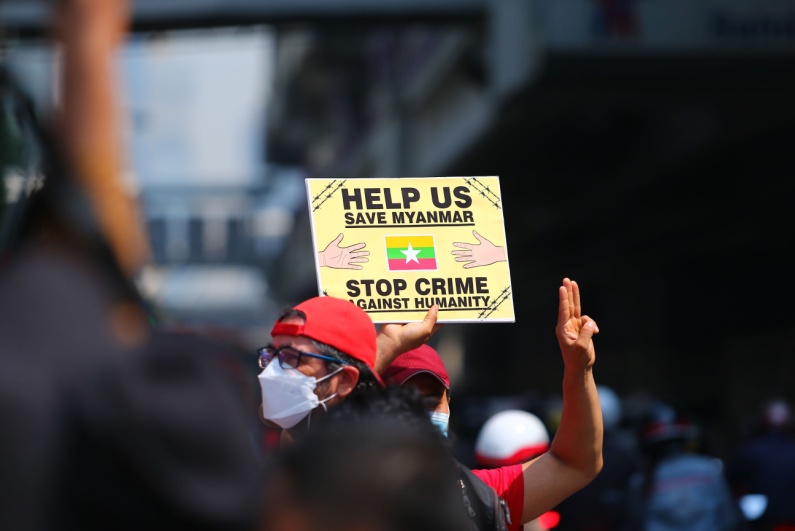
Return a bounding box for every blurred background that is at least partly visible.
[2,0,794,462]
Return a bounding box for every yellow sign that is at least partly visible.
[306,177,515,323]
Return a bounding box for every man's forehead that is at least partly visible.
[271,335,314,348]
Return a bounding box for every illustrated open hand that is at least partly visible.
[556,278,599,371]
[451,230,506,268]
[318,233,369,270]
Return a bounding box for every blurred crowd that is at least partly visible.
[458,389,795,531]
[2,1,795,531]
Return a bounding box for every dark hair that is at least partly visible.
[328,385,441,433]
[261,386,464,531]
[277,308,381,397]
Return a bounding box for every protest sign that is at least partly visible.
[307,177,514,323]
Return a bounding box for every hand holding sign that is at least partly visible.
[451,230,506,268]
[375,305,442,374]
[318,233,369,270]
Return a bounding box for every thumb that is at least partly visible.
[419,305,442,342]
[472,230,483,242]
[332,233,344,245]
[575,319,598,349]
[422,304,439,330]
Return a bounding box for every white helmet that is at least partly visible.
[597,385,622,432]
[475,410,549,467]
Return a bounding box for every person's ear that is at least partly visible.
[335,365,360,398]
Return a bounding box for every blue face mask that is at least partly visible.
[429,411,450,437]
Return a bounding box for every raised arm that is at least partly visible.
[519,278,603,523]
[56,0,149,274]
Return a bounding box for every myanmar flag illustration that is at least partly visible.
[385,235,438,271]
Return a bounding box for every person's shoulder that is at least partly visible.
[0,245,116,320]
[470,463,524,490]
[458,463,514,531]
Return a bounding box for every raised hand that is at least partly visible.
[318,233,370,270]
[519,280,603,521]
[555,278,599,370]
[55,0,150,275]
[451,230,506,268]
[55,0,131,44]
[375,305,442,374]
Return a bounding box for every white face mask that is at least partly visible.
[258,360,342,429]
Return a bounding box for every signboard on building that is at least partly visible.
[539,0,795,51]
[306,176,515,323]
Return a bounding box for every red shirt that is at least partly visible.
[471,464,525,531]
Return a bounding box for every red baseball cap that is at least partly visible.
[382,344,450,390]
[271,296,383,385]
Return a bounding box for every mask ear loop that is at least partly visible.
[305,366,345,430]
[315,365,345,384]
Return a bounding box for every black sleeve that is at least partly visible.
[66,331,264,531]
